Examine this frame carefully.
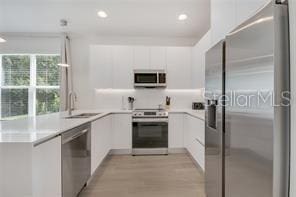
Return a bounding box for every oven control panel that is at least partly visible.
[132,110,168,118]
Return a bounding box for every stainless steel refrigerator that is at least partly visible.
[205,1,290,197]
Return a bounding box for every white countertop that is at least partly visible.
[168,109,205,120]
[0,110,131,144]
[0,109,204,144]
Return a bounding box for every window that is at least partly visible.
[0,54,60,120]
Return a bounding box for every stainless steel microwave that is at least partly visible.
[134,69,166,88]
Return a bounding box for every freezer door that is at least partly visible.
[205,40,225,197]
[225,2,289,197]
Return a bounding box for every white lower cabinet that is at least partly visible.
[91,113,132,174]
[169,114,184,148]
[111,114,132,150]
[32,136,62,197]
[184,114,205,170]
[191,139,205,170]
[91,115,112,174]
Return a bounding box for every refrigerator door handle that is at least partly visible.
[207,99,218,129]
[273,3,290,197]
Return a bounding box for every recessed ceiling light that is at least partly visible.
[178,14,188,21]
[97,11,108,18]
[0,37,6,43]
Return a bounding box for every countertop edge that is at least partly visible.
[1,110,204,145]
[168,110,205,121]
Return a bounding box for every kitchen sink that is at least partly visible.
[65,113,101,119]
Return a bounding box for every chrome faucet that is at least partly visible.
[68,91,77,116]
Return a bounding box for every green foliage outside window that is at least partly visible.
[2,55,30,86]
[1,89,28,118]
[36,89,60,115]
[1,54,60,119]
[36,55,60,86]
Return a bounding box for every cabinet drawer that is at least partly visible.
[188,115,205,145]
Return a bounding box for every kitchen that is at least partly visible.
[0,0,295,197]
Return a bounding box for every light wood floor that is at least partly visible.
[80,154,206,197]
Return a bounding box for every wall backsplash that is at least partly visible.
[92,89,204,110]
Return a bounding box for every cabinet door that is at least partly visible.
[211,0,236,44]
[150,47,166,70]
[191,138,205,170]
[91,115,112,174]
[113,46,133,88]
[103,115,112,154]
[133,46,150,69]
[192,31,211,89]
[235,0,269,25]
[196,118,205,145]
[183,115,191,149]
[32,137,62,197]
[91,118,104,174]
[111,114,132,149]
[166,47,192,89]
[184,114,205,170]
[169,114,184,148]
[188,115,205,145]
[89,45,113,88]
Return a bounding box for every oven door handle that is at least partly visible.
[132,118,168,123]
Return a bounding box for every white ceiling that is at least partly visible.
[0,0,210,44]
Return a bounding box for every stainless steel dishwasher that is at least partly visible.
[62,123,91,197]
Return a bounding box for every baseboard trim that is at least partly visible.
[110,149,132,155]
[109,148,186,155]
[168,148,187,154]
[185,148,204,174]
[87,150,112,184]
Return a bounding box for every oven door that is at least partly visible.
[132,118,168,151]
[134,73,158,86]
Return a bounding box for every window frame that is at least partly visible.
[0,54,60,119]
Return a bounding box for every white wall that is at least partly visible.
[290,0,296,196]
[93,89,203,110]
[0,34,61,54]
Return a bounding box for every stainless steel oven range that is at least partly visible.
[132,109,168,155]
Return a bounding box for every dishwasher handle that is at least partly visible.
[62,129,89,144]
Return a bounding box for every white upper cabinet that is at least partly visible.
[235,0,270,25]
[150,47,167,70]
[90,45,113,89]
[166,47,192,89]
[113,46,133,89]
[211,0,270,44]
[211,0,236,44]
[133,46,150,69]
[134,46,167,70]
[192,30,211,89]
[90,45,193,89]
